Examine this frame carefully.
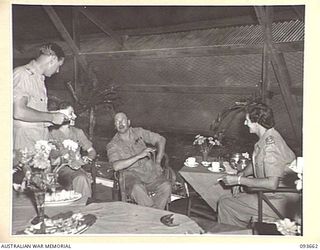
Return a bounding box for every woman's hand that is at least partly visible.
[221,174,239,186]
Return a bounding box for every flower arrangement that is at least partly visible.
[193,135,222,153]
[13,139,85,192]
[52,139,85,171]
[13,140,57,192]
[288,157,303,191]
[275,218,301,236]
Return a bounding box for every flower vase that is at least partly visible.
[202,150,209,162]
[31,190,46,233]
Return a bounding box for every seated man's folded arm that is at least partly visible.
[136,128,166,164]
[155,136,166,164]
[106,142,148,171]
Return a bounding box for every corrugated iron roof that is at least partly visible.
[128,20,304,50]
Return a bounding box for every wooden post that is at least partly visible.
[44,5,98,140]
[72,8,80,97]
[255,6,302,144]
[261,7,273,105]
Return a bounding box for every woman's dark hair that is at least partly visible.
[246,103,275,129]
[58,101,73,110]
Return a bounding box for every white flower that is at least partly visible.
[242,152,250,159]
[275,218,300,236]
[288,158,303,190]
[63,153,70,159]
[62,139,79,152]
[35,140,54,155]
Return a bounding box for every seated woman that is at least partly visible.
[49,102,96,202]
[218,103,299,228]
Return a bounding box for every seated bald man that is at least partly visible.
[106,112,171,209]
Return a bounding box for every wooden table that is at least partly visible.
[179,158,237,211]
[12,192,204,234]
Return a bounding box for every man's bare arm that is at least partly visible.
[112,148,155,171]
[13,96,66,124]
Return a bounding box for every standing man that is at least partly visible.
[13,43,68,150]
[106,112,171,210]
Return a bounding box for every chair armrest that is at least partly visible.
[114,170,127,202]
[246,186,301,194]
[162,153,176,183]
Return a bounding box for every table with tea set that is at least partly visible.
[179,153,250,211]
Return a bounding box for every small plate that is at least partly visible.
[201,161,211,167]
[184,162,199,168]
[45,192,82,207]
[207,167,225,173]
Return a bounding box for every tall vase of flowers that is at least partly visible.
[193,135,222,161]
[13,140,57,231]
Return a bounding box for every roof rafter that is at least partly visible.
[77,7,124,48]
[42,5,98,86]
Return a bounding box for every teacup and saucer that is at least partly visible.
[208,162,225,172]
[184,157,199,168]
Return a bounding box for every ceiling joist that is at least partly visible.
[82,41,303,60]
[43,5,98,86]
[78,7,124,48]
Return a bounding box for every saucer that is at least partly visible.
[184,162,199,168]
[208,167,224,173]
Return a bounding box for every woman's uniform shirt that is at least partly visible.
[252,127,296,185]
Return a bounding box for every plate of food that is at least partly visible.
[45,190,82,207]
[21,211,96,235]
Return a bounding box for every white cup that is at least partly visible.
[186,157,196,165]
[211,162,221,171]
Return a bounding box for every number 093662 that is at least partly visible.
[300,244,318,248]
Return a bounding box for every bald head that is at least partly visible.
[114,112,130,134]
[114,112,128,121]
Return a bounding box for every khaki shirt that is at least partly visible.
[13,60,48,128]
[252,128,296,182]
[13,61,50,150]
[107,127,164,184]
[49,127,93,151]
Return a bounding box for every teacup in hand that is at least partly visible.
[185,157,196,166]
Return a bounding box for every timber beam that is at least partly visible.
[255,6,302,143]
[82,41,304,60]
[43,5,98,140]
[43,6,98,86]
[119,84,302,96]
[77,7,124,48]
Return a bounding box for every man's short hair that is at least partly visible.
[39,42,65,60]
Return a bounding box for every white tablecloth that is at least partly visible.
[12,192,204,235]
